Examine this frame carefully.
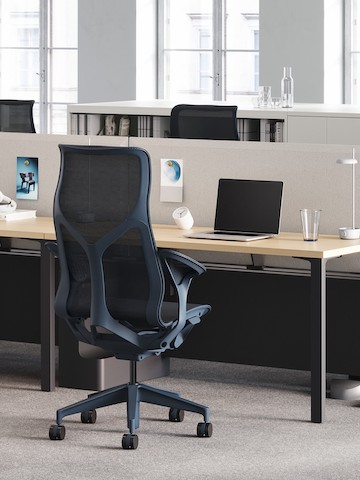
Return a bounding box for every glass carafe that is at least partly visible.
[281,67,294,108]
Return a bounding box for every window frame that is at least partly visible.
[157,0,259,102]
[345,0,352,103]
[0,0,77,133]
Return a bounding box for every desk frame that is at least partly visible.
[154,226,360,424]
[0,217,56,392]
[308,258,327,423]
[40,241,55,392]
[2,220,360,423]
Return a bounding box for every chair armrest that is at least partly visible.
[156,249,206,344]
[158,248,206,286]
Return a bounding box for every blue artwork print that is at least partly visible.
[163,160,181,183]
[16,156,39,200]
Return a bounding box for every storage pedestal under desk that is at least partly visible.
[58,322,170,391]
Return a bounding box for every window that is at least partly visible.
[347,0,360,103]
[0,0,77,133]
[158,0,259,102]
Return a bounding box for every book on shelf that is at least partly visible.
[0,209,37,221]
[87,114,102,135]
[265,122,271,142]
[274,121,283,142]
[118,116,130,136]
[260,119,284,142]
[137,115,152,137]
[69,114,77,135]
[77,114,87,135]
[237,119,259,141]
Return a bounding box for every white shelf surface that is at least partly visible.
[68,100,360,119]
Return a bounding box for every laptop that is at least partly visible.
[184,178,283,242]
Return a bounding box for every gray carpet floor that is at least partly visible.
[1,340,360,480]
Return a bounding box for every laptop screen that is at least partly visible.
[214,179,283,235]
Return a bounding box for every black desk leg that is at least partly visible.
[308,257,328,423]
[40,241,56,391]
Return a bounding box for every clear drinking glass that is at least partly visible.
[300,209,321,241]
[259,86,272,107]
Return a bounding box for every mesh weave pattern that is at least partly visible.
[58,149,156,327]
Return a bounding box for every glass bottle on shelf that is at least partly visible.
[281,67,294,108]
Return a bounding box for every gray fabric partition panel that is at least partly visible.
[0,132,359,272]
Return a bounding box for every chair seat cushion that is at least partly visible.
[106,297,204,330]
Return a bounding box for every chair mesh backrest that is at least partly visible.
[0,100,36,133]
[54,145,164,328]
[170,104,239,140]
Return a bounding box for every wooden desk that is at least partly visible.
[0,217,56,392]
[3,219,360,423]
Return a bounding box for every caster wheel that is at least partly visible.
[197,422,213,438]
[81,410,97,424]
[122,433,139,450]
[49,424,66,440]
[169,408,184,422]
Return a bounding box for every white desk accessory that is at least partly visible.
[172,207,194,230]
[0,191,17,213]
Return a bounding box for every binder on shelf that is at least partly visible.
[138,116,143,136]
[260,119,284,142]
[274,121,284,142]
[69,114,77,134]
[118,116,130,136]
[265,122,271,142]
[247,119,261,141]
[260,119,268,142]
[137,116,152,137]
[0,209,37,221]
[153,116,161,138]
[87,114,102,135]
[104,115,117,135]
[153,116,170,138]
[77,114,87,135]
[240,119,260,141]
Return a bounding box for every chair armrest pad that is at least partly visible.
[158,249,206,276]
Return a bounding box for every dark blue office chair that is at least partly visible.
[0,100,36,132]
[169,104,239,140]
[48,145,212,449]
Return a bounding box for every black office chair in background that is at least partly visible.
[0,99,36,133]
[169,104,239,140]
[48,145,212,449]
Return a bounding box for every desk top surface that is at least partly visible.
[1,217,360,260]
[0,216,55,240]
[154,225,360,259]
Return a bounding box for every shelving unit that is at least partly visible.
[67,100,360,145]
[68,100,287,142]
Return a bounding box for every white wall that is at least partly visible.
[78,0,157,103]
[78,0,343,105]
[324,0,343,103]
[78,0,137,103]
[136,0,157,99]
[260,0,324,102]
[260,0,343,103]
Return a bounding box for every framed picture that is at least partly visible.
[16,156,39,200]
